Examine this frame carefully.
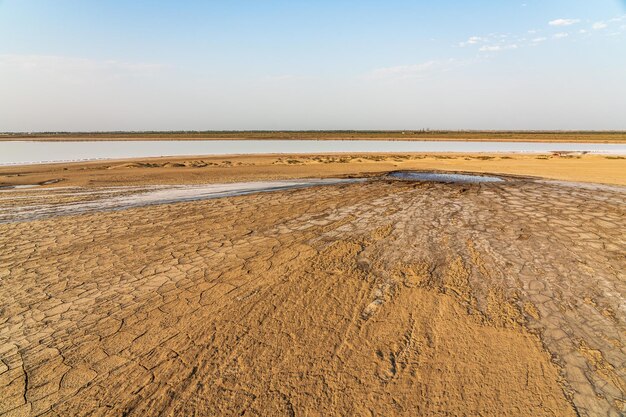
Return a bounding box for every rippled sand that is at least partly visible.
[0,159,625,416]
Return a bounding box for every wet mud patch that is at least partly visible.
[388,171,504,183]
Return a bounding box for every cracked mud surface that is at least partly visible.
[1,178,624,416]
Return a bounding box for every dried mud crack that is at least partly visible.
[0,178,624,416]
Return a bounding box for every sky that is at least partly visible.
[1,0,625,131]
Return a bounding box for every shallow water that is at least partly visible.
[388,171,504,183]
[1,140,625,165]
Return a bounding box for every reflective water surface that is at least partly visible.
[2,140,625,165]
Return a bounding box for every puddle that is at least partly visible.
[388,171,504,183]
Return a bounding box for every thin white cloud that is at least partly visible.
[549,18,580,27]
[455,12,626,56]
[459,36,484,47]
[479,44,518,52]
[592,22,608,30]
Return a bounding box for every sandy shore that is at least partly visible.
[1,153,626,188]
[1,157,624,416]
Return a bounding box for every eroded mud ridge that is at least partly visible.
[0,179,624,416]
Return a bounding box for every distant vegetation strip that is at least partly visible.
[1,130,625,142]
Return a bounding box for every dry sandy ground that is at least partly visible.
[0,157,625,417]
[1,153,626,188]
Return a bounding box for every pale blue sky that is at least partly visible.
[1,0,625,131]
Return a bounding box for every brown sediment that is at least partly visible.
[1,173,624,416]
[1,152,625,187]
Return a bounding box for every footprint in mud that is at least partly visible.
[375,349,398,382]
